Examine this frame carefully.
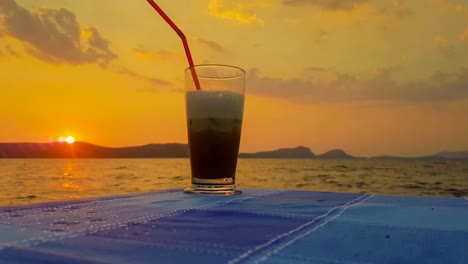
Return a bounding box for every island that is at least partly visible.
[0,142,467,160]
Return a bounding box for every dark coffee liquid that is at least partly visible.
[188,118,242,181]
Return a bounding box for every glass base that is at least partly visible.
[184,184,242,195]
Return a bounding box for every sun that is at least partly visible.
[57,136,76,144]
[65,136,75,144]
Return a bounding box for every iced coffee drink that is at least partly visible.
[184,65,245,195]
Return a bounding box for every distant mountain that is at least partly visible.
[371,151,468,161]
[239,146,316,159]
[317,149,355,159]
[433,151,468,160]
[1,143,317,159]
[239,147,357,159]
[0,142,189,158]
[1,142,467,160]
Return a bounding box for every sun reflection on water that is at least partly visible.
[60,160,82,199]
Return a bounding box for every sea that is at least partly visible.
[1,158,467,207]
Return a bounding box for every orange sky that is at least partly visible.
[1,0,468,156]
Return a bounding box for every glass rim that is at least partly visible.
[185,64,246,79]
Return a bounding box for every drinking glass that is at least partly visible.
[184,64,245,195]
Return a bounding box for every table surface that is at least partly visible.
[1,188,467,264]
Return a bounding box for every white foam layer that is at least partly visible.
[186,91,244,119]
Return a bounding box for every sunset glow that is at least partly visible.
[1,0,468,156]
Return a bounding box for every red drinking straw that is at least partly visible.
[146,0,201,90]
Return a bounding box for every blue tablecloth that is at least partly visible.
[0,188,467,263]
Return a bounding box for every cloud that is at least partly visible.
[247,67,468,104]
[133,39,226,60]
[379,0,414,18]
[460,26,468,41]
[132,45,182,62]
[305,66,327,72]
[282,0,369,10]
[311,30,329,43]
[0,0,116,66]
[6,44,19,57]
[283,0,414,21]
[433,36,454,55]
[208,0,265,25]
[118,67,172,88]
[429,0,468,18]
[192,37,226,53]
[0,44,20,57]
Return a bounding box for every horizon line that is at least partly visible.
[0,141,467,158]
